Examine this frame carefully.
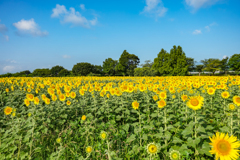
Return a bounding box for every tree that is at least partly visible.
[92,65,103,75]
[186,57,196,72]
[134,67,158,76]
[103,58,118,75]
[19,70,31,76]
[152,49,169,76]
[116,50,140,76]
[32,68,51,77]
[51,65,65,76]
[140,60,154,68]
[220,57,229,75]
[228,54,240,75]
[58,69,70,77]
[196,65,204,76]
[72,62,93,76]
[201,58,221,75]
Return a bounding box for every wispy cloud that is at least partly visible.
[193,29,202,35]
[51,4,98,28]
[0,20,9,41]
[3,66,16,72]
[185,0,220,11]
[13,19,48,37]
[205,22,218,31]
[223,55,228,59]
[62,55,71,59]
[141,0,168,19]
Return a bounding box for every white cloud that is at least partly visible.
[51,4,98,28]
[80,4,85,10]
[185,0,220,10]
[10,60,17,63]
[193,29,202,35]
[4,35,9,41]
[3,66,15,72]
[142,0,168,18]
[205,22,217,31]
[51,4,67,17]
[63,55,71,58]
[13,19,48,36]
[223,55,227,59]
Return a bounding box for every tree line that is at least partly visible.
[1,45,240,77]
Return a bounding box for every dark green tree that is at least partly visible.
[19,70,31,76]
[186,57,196,72]
[116,50,140,76]
[201,58,221,75]
[134,67,158,76]
[32,68,51,77]
[92,65,103,75]
[140,60,154,68]
[228,54,240,75]
[58,69,70,77]
[220,57,229,75]
[152,48,170,76]
[51,65,65,76]
[196,65,204,76]
[72,62,93,76]
[103,58,118,75]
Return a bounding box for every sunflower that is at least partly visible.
[233,96,240,106]
[181,94,188,102]
[24,99,30,107]
[157,99,166,109]
[169,150,181,160]
[207,87,215,95]
[5,88,9,92]
[209,132,240,160]
[221,91,230,99]
[172,95,176,99]
[70,92,76,99]
[59,94,66,101]
[82,115,86,121]
[34,97,40,105]
[27,94,34,101]
[100,131,107,140]
[52,94,57,101]
[56,138,62,144]
[79,89,85,96]
[41,94,46,101]
[4,106,12,115]
[28,113,32,117]
[187,96,204,110]
[45,98,50,105]
[86,146,93,154]
[159,92,167,99]
[153,95,158,101]
[66,100,71,106]
[146,142,159,156]
[107,93,110,98]
[228,103,236,111]
[132,101,139,110]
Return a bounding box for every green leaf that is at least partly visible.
[126,134,136,143]
[220,126,230,133]
[172,136,183,144]
[197,126,206,133]
[122,124,129,133]
[142,134,148,141]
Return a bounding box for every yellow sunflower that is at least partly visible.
[153,95,158,101]
[70,92,76,99]
[159,92,167,99]
[181,94,188,102]
[4,106,12,115]
[233,96,240,106]
[34,97,40,105]
[56,138,62,144]
[132,101,139,110]
[81,115,86,121]
[100,131,107,140]
[157,99,166,109]
[24,99,30,107]
[207,87,215,95]
[228,103,236,111]
[66,100,71,106]
[86,146,93,154]
[209,132,240,160]
[59,94,66,101]
[169,150,181,160]
[221,91,230,99]
[187,96,204,110]
[146,142,159,156]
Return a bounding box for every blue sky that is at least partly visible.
[0,0,240,74]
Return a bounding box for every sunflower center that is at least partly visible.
[159,101,165,106]
[223,93,227,97]
[236,97,240,103]
[216,140,231,155]
[172,153,178,158]
[190,99,199,106]
[148,145,157,153]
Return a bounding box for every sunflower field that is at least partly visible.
[1,76,240,160]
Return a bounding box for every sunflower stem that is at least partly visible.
[231,112,233,136]
[164,107,167,146]
[211,96,213,118]
[194,110,198,158]
[224,99,225,115]
[139,111,142,147]
[107,140,112,160]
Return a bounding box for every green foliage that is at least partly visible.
[201,58,222,75]
[32,68,51,77]
[196,65,204,76]
[50,65,65,76]
[116,50,140,76]
[152,48,169,76]
[72,62,93,76]
[228,53,240,72]
[58,69,71,77]
[134,67,158,76]
[186,57,196,72]
[220,57,229,75]
[103,58,118,75]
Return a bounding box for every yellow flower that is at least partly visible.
[51,94,57,101]
[70,91,76,99]
[159,92,167,99]
[56,138,62,144]
[79,89,85,96]
[157,99,166,109]
[24,99,30,107]
[5,88,9,92]
[169,150,181,160]
[172,95,176,99]
[209,132,240,160]
[181,94,188,102]
[12,112,16,117]
[4,106,12,115]
[228,103,236,111]
[132,101,139,110]
[34,97,40,105]
[82,115,86,121]
[187,96,204,110]
[59,94,66,101]
[233,96,240,106]
[86,146,93,154]
[146,142,159,156]
[100,131,107,140]
[27,94,34,101]
[66,100,71,106]
[28,113,32,117]
[207,87,215,95]
[153,95,158,101]
[45,98,50,105]
[221,91,230,99]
